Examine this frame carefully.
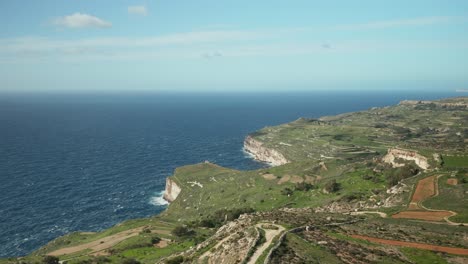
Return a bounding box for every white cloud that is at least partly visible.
[334,16,461,30]
[53,13,112,29]
[128,6,148,16]
[2,18,467,63]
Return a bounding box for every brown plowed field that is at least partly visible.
[408,176,436,209]
[392,175,454,221]
[351,235,468,255]
[392,211,454,221]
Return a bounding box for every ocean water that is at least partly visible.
[0,91,458,257]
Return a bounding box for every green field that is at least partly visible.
[443,155,468,168]
[424,175,468,223]
[2,97,467,264]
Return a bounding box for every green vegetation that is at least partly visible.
[42,256,59,264]
[3,97,467,264]
[171,226,194,238]
[243,228,265,264]
[401,247,448,264]
[280,233,342,263]
[442,155,468,168]
[424,175,468,222]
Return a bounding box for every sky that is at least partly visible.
[0,0,467,93]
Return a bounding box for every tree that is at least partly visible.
[42,256,59,264]
[324,180,340,193]
[151,236,162,244]
[171,225,193,237]
[122,258,141,264]
[295,182,313,191]
[166,256,184,264]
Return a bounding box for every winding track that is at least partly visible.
[247,224,285,264]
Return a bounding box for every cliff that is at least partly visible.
[243,135,289,166]
[382,148,430,170]
[163,178,181,203]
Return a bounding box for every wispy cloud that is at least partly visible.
[202,51,223,59]
[128,5,148,16]
[333,16,462,30]
[2,16,467,63]
[53,13,112,29]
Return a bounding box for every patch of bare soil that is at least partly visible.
[408,176,436,209]
[262,173,276,180]
[392,211,454,221]
[289,175,304,184]
[154,240,169,248]
[49,227,170,256]
[277,175,291,185]
[447,178,458,185]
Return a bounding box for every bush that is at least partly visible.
[281,187,294,196]
[151,236,162,244]
[122,258,141,264]
[172,226,194,237]
[295,182,313,191]
[384,163,419,187]
[199,218,217,228]
[42,256,59,264]
[94,256,111,264]
[208,207,255,226]
[340,192,364,202]
[140,227,151,234]
[166,256,184,264]
[324,180,340,193]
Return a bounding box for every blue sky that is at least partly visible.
[0,0,467,92]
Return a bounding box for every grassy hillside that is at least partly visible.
[3,97,467,264]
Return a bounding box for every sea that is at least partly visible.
[0,90,458,257]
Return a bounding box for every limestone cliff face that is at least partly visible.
[383,148,429,170]
[243,136,289,166]
[163,178,181,203]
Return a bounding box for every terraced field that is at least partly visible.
[2,97,466,264]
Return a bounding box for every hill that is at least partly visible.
[2,97,467,264]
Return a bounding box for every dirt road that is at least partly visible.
[247,224,285,264]
[48,227,170,256]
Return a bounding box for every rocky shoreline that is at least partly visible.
[243,135,289,166]
[163,178,181,203]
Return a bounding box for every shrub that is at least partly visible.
[199,218,217,228]
[340,192,364,202]
[151,236,161,244]
[384,163,419,187]
[281,188,294,196]
[94,256,111,263]
[42,256,59,264]
[324,180,340,193]
[122,258,141,264]
[166,256,184,264]
[171,226,194,237]
[141,227,151,234]
[294,182,313,191]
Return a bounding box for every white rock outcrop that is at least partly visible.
[243,136,289,166]
[382,148,429,170]
[163,178,181,203]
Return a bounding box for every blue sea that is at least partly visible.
[0,91,458,257]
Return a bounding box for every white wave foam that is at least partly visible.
[242,147,255,159]
[149,190,169,206]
